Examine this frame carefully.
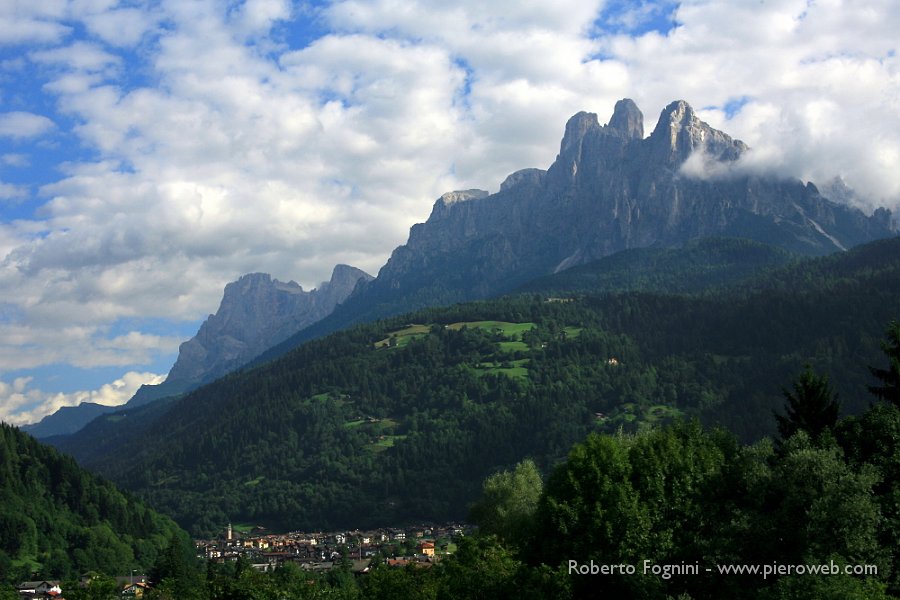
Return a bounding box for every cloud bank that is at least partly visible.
[0,0,897,424]
[0,371,165,426]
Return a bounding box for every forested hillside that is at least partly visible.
[0,424,187,583]
[133,322,900,600]
[74,237,900,536]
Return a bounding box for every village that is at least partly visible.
[194,522,472,574]
[13,524,471,599]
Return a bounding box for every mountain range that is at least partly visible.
[29,98,894,439]
[27,98,899,535]
[256,99,894,362]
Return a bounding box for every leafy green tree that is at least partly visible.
[869,320,900,406]
[759,570,894,600]
[468,459,542,549]
[766,433,886,567]
[533,432,657,597]
[435,535,521,600]
[363,563,438,600]
[0,584,17,600]
[63,575,119,600]
[838,402,900,595]
[775,366,840,442]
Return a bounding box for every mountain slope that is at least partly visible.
[0,423,185,581]
[50,237,796,471]
[81,237,900,535]
[516,236,798,295]
[21,402,119,439]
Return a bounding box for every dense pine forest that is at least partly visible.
[0,423,188,590]
[45,236,899,537]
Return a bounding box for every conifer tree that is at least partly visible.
[775,366,840,442]
[869,320,900,406]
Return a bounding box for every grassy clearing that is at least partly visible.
[344,417,399,432]
[645,404,684,424]
[498,340,529,353]
[376,321,537,351]
[367,434,408,453]
[153,474,180,487]
[447,321,535,337]
[563,326,583,338]
[244,476,265,487]
[374,324,431,348]
[474,359,530,380]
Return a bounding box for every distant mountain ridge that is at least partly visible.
[373,98,891,293]
[20,402,119,439]
[25,264,372,439]
[165,264,372,390]
[257,98,895,363]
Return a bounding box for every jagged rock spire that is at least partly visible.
[608,98,643,140]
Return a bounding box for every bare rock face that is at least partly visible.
[608,98,644,140]
[166,265,372,387]
[357,98,895,315]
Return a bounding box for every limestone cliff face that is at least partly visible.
[166,265,372,387]
[366,98,895,306]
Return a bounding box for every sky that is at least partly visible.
[1,0,898,426]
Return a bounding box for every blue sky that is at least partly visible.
[1,0,898,425]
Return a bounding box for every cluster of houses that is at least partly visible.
[194,522,469,573]
[15,576,149,599]
[14,524,468,598]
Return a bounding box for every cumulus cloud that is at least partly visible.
[0,319,183,371]
[0,180,27,201]
[1,0,899,426]
[0,371,165,426]
[0,3,70,46]
[603,0,900,207]
[0,112,56,138]
[1,153,30,167]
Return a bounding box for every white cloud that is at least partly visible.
[601,0,900,206]
[0,318,183,371]
[1,153,30,167]
[30,40,121,72]
[0,181,27,201]
[0,2,70,46]
[0,112,56,138]
[82,6,159,47]
[1,0,899,425]
[0,371,165,426]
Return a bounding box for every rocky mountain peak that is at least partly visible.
[560,111,601,155]
[649,99,748,166]
[500,168,547,192]
[165,264,372,387]
[429,189,490,220]
[327,264,371,288]
[368,98,894,313]
[230,272,302,296]
[608,98,644,140]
